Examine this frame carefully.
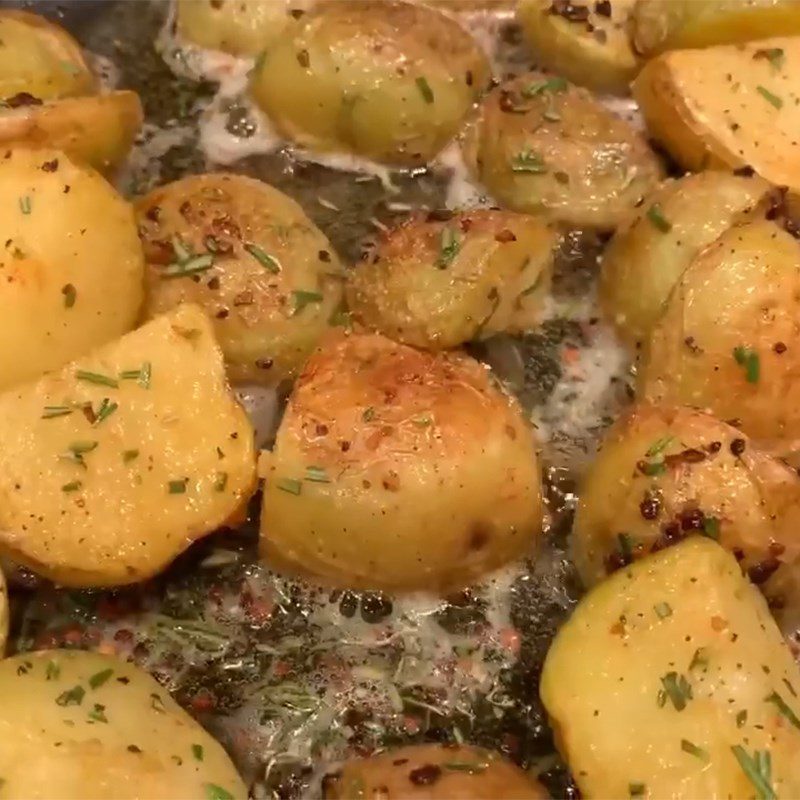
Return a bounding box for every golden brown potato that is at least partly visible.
[633,0,800,55]
[136,173,344,386]
[518,0,640,95]
[0,649,246,799]
[176,0,306,56]
[0,91,144,175]
[0,10,95,101]
[461,72,663,229]
[0,147,144,391]
[346,209,557,350]
[0,304,256,587]
[541,537,800,799]
[323,744,548,799]
[633,36,800,194]
[249,0,490,167]
[639,219,800,442]
[572,404,800,615]
[600,170,774,347]
[259,331,542,591]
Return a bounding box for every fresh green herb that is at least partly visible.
[660,671,692,711]
[362,407,375,422]
[646,436,674,458]
[733,346,760,383]
[783,678,797,697]
[56,685,85,706]
[522,76,568,97]
[681,739,709,761]
[163,253,214,278]
[89,668,113,689]
[69,441,97,455]
[75,370,118,388]
[437,226,461,269]
[757,85,783,109]
[120,363,151,388]
[736,709,748,727]
[62,283,77,308]
[61,481,82,493]
[46,661,61,681]
[654,602,673,619]
[93,398,118,426]
[42,405,73,419]
[442,762,489,774]
[305,465,330,483]
[168,479,188,495]
[329,305,351,328]
[511,149,547,173]
[292,290,324,315]
[204,785,234,800]
[641,461,667,477]
[646,204,672,233]
[415,76,435,103]
[276,478,302,495]
[244,243,281,273]
[689,647,709,671]
[730,746,776,800]
[214,472,228,492]
[88,703,108,723]
[618,532,634,560]
[171,236,192,263]
[192,744,204,762]
[765,690,800,730]
[755,47,785,70]
[18,195,31,215]
[628,784,646,798]
[702,516,721,540]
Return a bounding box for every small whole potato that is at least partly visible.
[136,173,343,386]
[322,744,548,799]
[259,331,542,591]
[0,147,144,391]
[346,208,557,349]
[249,0,490,166]
[639,218,800,442]
[600,170,774,347]
[461,71,663,229]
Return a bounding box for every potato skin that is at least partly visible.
[323,744,548,799]
[0,304,256,587]
[346,209,557,350]
[0,10,95,101]
[137,173,343,386]
[541,538,800,799]
[0,649,246,799]
[639,219,800,442]
[0,91,144,175]
[0,148,143,391]
[260,331,542,591]
[249,0,490,167]
[600,171,774,347]
[461,72,662,230]
[518,0,640,95]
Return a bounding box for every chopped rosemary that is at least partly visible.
[654,602,672,619]
[168,479,188,494]
[442,762,489,773]
[214,472,228,492]
[702,516,721,540]
[688,647,709,671]
[733,346,760,383]
[437,226,461,269]
[276,478,302,495]
[56,685,85,705]
[660,671,692,711]
[765,690,800,730]
[192,744,204,761]
[756,85,782,109]
[120,362,151,388]
[244,243,281,273]
[75,370,118,388]
[681,739,709,761]
[42,406,73,419]
[646,435,674,458]
[292,290,323,315]
[730,745,776,800]
[162,253,214,278]
[755,47,785,70]
[18,195,31,215]
[305,465,330,483]
[618,532,634,560]
[93,398,118,426]
[46,661,61,680]
[646,204,672,233]
[415,76,435,103]
[171,236,191,263]
[522,76,568,97]
[641,461,666,477]
[61,481,82,493]
[88,703,108,723]
[204,784,235,800]
[89,668,113,689]
[511,149,547,174]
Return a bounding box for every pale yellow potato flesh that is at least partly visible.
[461,71,663,230]
[600,170,774,347]
[346,209,557,350]
[324,744,548,799]
[572,404,800,617]
[541,537,800,799]
[633,36,800,194]
[518,0,640,95]
[0,148,144,391]
[633,0,800,55]
[0,10,95,101]
[137,172,344,386]
[0,91,144,175]
[0,304,256,587]
[0,567,8,657]
[639,219,800,442]
[0,649,246,799]
[260,332,542,592]
[250,0,490,167]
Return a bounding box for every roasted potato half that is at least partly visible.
[0,10,95,101]
[633,36,800,194]
[639,219,800,442]
[0,567,8,656]
[633,0,800,55]
[346,209,557,350]
[0,148,144,391]
[323,744,548,799]
[0,649,246,799]
[600,170,774,347]
[0,304,256,587]
[249,0,490,167]
[572,404,800,615]
[260,331,542,592]
[0,91,143,175]
[541,537,800,799]
[137,173,343,386]
[461,72,662,229]
[518,0,640,95]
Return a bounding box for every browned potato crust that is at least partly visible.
[346,209,557,349]
[323,744,548,799]
[260,331,542,591]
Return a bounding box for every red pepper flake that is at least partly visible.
[190,690,216,712]
[774,342,788,354]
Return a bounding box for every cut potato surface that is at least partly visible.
[639,219,800,442]
[0,147,144,391]
[0,304,256,587]
[137,172,344,386]
[518,0,640,95]
[462,71,662,229]
[541,537,800,799]
[346,208,557,350]
[323,743,548,799]
[633,36,800,194]
[250,0,490,166]
[600,170,774,347]
[0,649,246,799]
[260,331,542,592]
